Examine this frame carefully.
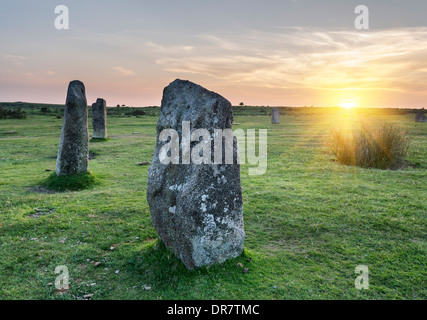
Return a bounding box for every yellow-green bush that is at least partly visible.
[330,123,410,169]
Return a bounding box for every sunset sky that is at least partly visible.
[1,0,426,108]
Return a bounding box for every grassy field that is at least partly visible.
[0,107,426,300]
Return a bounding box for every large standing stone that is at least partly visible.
[55,80,89,176]
[271,108,280,124]
[415,112,427,123]
[92,98,108,139]
[147,79,244,269]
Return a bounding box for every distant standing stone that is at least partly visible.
[271,108,280,124]
[92,98,108,139]
[147,79,245,270]
[55,80,89,176]
[415,112,427,123]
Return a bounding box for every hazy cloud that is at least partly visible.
[146,41,194,54]
[111,66,134,77]
[154,27,427,97]
[1,53,28,66]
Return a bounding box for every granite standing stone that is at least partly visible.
[92,98,108,139]
[55,80,89,176]
[271,108,280,124]
[415,112,427,123]
[147,79,244,269]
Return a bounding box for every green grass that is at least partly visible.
[41,172,98,192]
[90,138,111,143]
[0,108,426,300]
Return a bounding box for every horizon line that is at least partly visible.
[0,101,426,110]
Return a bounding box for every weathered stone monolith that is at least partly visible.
[55,80,89,176]
[147,79,244,269]
[415,112,427,123]
[271,108,280,124]
[92,98,108,139]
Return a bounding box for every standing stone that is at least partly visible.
[271,108,280,124]
[55,80,89,176]
[92,98,108,139]
[147,79,244,270]
[415,112,427,123]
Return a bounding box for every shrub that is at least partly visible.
[329,123,410,169]
[131,109,145,116]
[0,107,27,119]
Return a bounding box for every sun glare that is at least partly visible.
[339,102,357,109]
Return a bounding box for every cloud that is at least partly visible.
[111,66,134,77]
[153,27,427,97]
[1,53,28,66]
[146,41,194,54]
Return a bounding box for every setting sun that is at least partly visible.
[339,102,357,109]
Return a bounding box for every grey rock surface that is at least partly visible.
[92,98,108,139]
[415,112,427,122]
[271,108,280,124]
[147,79,244,269]
[55,80,89,176]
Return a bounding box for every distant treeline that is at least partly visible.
[0,106,27,119]
[0,102,424,119]
[233,106,425,116]
[0,102,161,118]
[0,102,64,118]
[106,106,160,118]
